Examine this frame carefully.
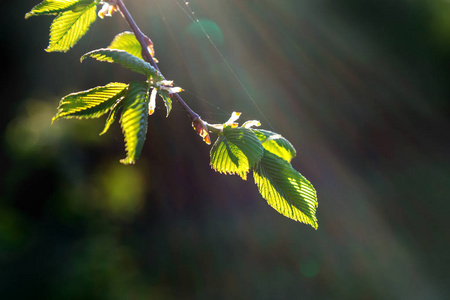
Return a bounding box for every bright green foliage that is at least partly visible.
[25,0,88,18]
[26,0,319,227]
[52,82,127,122]
[109,32,144,60]
[45,1,97,52]
[81,49,157,78]
[158,89,172,117]
[253,150,318,229]
[119,81,150,165]
[52,80,152,164]
[210,124,318,228]
[210,127,264,180]
[253,129,296,162]
[100,100,123,136]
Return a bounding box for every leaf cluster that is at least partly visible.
[26,0,319,228]
[26,1,171,164]
[210,120,318,228]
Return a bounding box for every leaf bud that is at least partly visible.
[192,118,211,145]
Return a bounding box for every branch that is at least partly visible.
[113,0,200,123]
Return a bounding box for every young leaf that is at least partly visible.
[25,0,85,19]
[52,82,128,122]
[253,150,318,229]
[109,31,144,60]
[81,49,157,78]
[253,129,296,162]
[100,96,124,136]
[158,89,172,117]
[45,1,97,52]
[210,127,264,180]
[119,81,150,164]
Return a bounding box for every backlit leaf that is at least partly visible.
[27,0,75,16]
[253,150,318,229]
[81,49,157,78]
[253,129,296,162]
[46,1,97,52]
[210,127,264,180]
[100,97,124,136]
[52,82,127,122]
[25,0,85,18]
[119,81,150,164]
[159,89,172,117]
[109,31,143,60]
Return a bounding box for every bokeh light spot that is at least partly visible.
[299,258,320,278]
[97,164,145,219]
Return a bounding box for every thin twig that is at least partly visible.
[114,0,200,122]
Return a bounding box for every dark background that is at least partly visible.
[1,0,449,299]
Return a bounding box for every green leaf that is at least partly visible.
[81,49,157,78]
[159,89,172,117]
[100,99,123,136]
[253,150,318,229]
[25,0,87,19]
[109,31,144,60]
[52,82,128,122]
[46,1,97,52]
[253,129,296,162]
[119,81,150,164]
[210,127,264,180]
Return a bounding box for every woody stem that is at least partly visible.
[114,0,201,122]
